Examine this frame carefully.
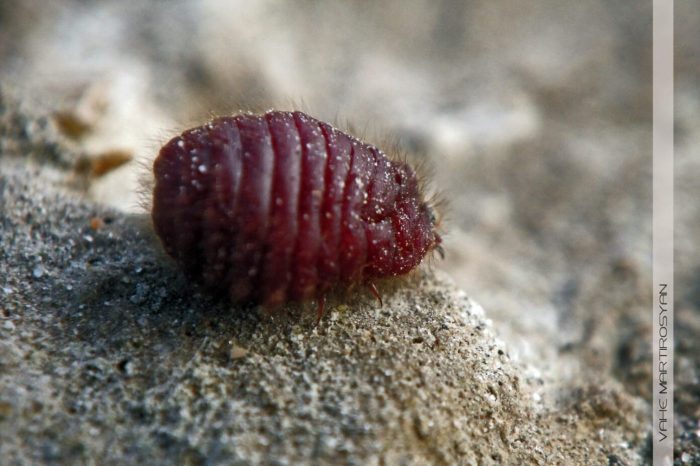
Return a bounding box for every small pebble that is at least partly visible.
[3,321,16,331]
[121,360,135,376]
[89,217,105,230]
[231,345,249,360]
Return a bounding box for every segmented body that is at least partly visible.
[152,111,440,308]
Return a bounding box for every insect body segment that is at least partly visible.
[152,111,440,310]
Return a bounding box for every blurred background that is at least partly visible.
[1,0,698,459]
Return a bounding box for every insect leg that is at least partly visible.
[366,282,383,307]
[315,295,326,325]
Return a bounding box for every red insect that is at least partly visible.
[151,111,442,318]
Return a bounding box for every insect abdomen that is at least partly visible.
[152,110,438,307]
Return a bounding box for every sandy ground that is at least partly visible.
[0,1,698,464]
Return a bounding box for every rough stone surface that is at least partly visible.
[0,129,646,465]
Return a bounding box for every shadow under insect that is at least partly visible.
[47,213,265,362]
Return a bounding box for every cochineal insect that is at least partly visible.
[151,110,442,319]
